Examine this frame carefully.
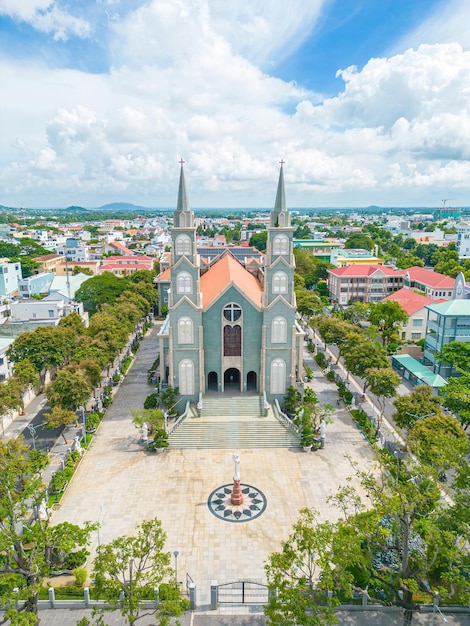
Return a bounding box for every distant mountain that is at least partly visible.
[97,202,149,211]
[65,205,87,211]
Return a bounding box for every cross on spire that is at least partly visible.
[279,159,285,167]
[179,158,185,167]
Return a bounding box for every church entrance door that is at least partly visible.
[224,368,240,392]
[246,371,257,391]
[208,371,218,391]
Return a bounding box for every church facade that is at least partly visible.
[157,163,304,405]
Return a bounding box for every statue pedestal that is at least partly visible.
[230,479,243,505]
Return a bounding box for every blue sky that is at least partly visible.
[1,0,470,208]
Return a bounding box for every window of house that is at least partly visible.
[176,272,192,294]
[270,359,286,395]
[272,271,288,294]
[175,235,192,256]
[413,319,423,327]
[177,317,193,344]
[272,316,287,343]
[179,360,194,395]
[273,235,288,255]
[48,310,54,317]
[411,332,422,340]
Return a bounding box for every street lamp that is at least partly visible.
[173,551,179,588]
[433,592,448,624]
[406,412,435,422]
[27,424,37,450]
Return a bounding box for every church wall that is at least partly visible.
[202,286,262,392]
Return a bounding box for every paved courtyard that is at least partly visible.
[50,326,376,608]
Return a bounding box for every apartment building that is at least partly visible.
[328,264,404,305]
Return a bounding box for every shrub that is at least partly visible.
[143,393,158,410]
[50,470,69,493]
[283,386,301,415]
[73,567,88,587]
[343,391,353,405]
[314,352,327,370]
[303,364,313,381]
[63,549,89,570]
[326,370,335,381]
[85,412,101,432]
[148,429,169,450]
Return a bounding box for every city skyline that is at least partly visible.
[1,0,470,208]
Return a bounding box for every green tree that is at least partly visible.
[392,386,442,430]
[439,374,470,430]
[46,366,93,414]
[436,341,470,374]
[0,438,96,623]
[92,518,175,626]
[369,301,408,347]
[315,316,361,364]
[249,231,268,252]
[339,302,370,325]
[344,233,374,251]
[327,457,470,626]
[365,367,401,433]
[43,406,78,443]
[264,509,339,626]
[75,272,128,315]
[407,413,470,472]
[7,326,69,389]
[343,341,389,392]
[12,358,39,389]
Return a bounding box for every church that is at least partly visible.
[157,163,304,405]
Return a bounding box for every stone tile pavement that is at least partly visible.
[50,325,377,610]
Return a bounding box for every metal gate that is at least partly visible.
[217,580,269,604]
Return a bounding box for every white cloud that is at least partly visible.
[0,0,90,40]
[2,0,470,206]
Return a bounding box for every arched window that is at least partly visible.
[176,271,192,294]
[273,271,288,294]
[175,235,192,256]
[273,235,288,255]
[270,359,286,394]
[179,360,194,395]
[177,317,193,344]
[272,316,287,343]
[224,324,241,356]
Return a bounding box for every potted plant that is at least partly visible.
[85,412,101,433]
[300,427,314,452]
[147,428,169,453]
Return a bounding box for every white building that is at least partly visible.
[456,221,470,260]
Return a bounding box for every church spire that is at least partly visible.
[176,159,190,213]
[270,160,290,227]
[173,159,194,227]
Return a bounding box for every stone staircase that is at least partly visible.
[168,395,299,449]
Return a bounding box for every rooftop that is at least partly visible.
[425,299,470,316]
[392,354,447,388]
[385,288,438,316]
[200,252,263,309]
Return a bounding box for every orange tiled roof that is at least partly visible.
[200,253,262,309]
[385,288,436,315]
[404,266,455,289]
[329,264,402,277]
[157,268,171,281]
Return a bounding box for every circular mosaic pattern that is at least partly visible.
[207,483,267,523]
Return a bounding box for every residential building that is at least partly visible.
[56,238,90,262]
[402,267,455,300]
[423,300,470,378]
[0,260,22,297]
[456,221,470,260]
[100,255,154,276]
[18,272,55,298]
[32,254,65,273]
[328,264,404,305]
[9,298,86,327]
[385,288,442,342]
[158,163,304,404]
[0,337,14,382]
